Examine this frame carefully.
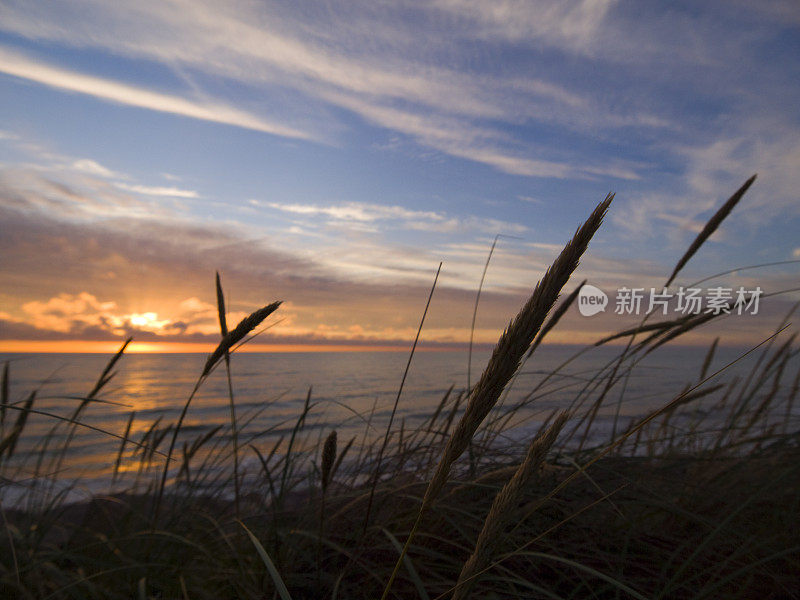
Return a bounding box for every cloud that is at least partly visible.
[262,201,442,223]
[653,213,718,237]
[0,167,164,221]
[4,164,783,305]
[0,2,662,179]
[116,183,199,198]
[1,291,255,341]
[317,92,644,179]
[0,2,549,120]
[430,0,616,49]
[260,199,528,235]
[0,140,205,212]
[679,133,800,221]
[616,126,800,244]
[21,292,117,333]
[0,167,569,343]
[0,46,314,141]
[1,141,796,348]
[1,200,792,347]
[71,159,122,179]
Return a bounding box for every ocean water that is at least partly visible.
[0,343,777,501]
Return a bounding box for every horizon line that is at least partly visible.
[0,340,476,354]
[0,337,728,354]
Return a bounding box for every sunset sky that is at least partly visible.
[1,1,799,352]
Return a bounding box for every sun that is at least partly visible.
[128,312,170,330]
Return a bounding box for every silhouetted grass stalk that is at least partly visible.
[381,193,613,599]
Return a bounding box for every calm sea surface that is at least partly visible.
[0,344,764,501]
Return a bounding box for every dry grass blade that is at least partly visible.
[155,295,281,522]
[453,411,570,600]
[362,263,441,534]
[50,337,133,492]
[469,235,500,392]
[642,310,720,357]
[240,521,294,600]
[321,430,337,493]
[594,313,696,346]
[1,362,8,426]
[318,429,337,587]
[112,410,136,485]
[216,271,240,516]
[497,278,587,415]
[424,193,612,507]
[215,271,230,365]
[700,337,719,381]
[665,174,756,287]
[332,435,354,482]
[381,527,431,600]
[87,337,132,400]
[0,391,35,459]
[202,301,281,377]
[380,193,612,600]
[674,382,725,408]
[527,278,586,359]
[215,271,229,338]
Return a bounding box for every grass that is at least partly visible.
[1,177,799,599]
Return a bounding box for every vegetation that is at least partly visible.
[1,176,798,599]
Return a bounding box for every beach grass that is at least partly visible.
[1,178,798,599]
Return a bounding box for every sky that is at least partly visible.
[1,0,799,352]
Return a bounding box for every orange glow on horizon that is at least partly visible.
[0,329,723,355]
[0,340,433,354]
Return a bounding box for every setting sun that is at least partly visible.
[128,312,170,330]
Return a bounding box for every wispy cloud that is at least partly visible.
[260,199,528,235]
[0,167,154,220]
[116,183,199,199]
[430,0,616,48]
[2,165,795,345]
[0,46,314,141]
[71,159,124,179]
[614,126,800,244]
[0,2,662,179]
[315,88,644,179]
[0,136,205,210]
[261,201,442,223]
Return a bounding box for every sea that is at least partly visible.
[0,344,783,504]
